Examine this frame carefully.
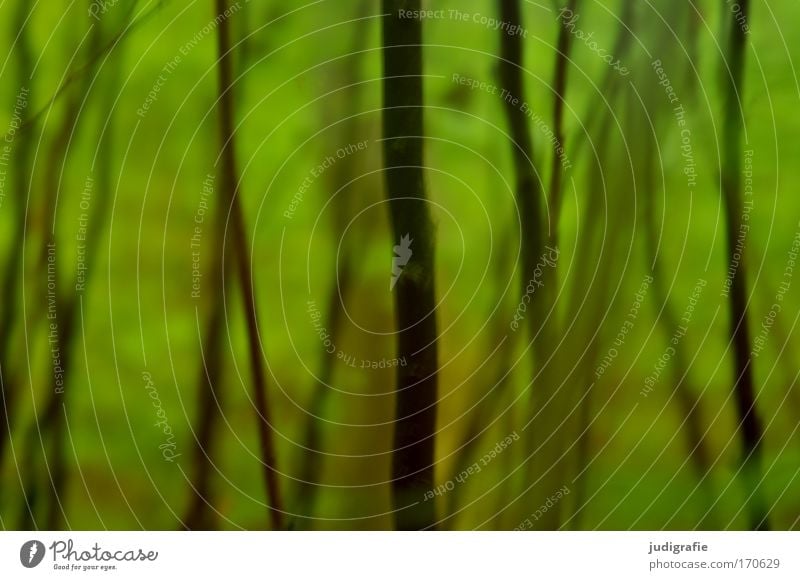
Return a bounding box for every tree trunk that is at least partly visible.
[382,0,438,531]
[720,0,768,530]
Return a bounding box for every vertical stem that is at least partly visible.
[564,0,635,528]
[42,2,135,528]
[499,0,567,529]
[382,0,438,530]
[639,107,716,528]
[0,0,34,471]
[214,0,283,529]
[23,5,106,529]
[720,0,768,530]
[290,4,372,526]
[290,263,351,527]
[548,0,578,232]
[564,0,634,163]
[564,112,611,527]
[498,0,544,278]
[184,237,229,530]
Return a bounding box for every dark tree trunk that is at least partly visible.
[720,0,768,530]
[382,0,438,531]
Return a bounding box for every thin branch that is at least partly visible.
[214,0,284,530]
[499,0,569,529]
[4,0,162,142]
[184,255,230,530]
[547,0,578,235]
